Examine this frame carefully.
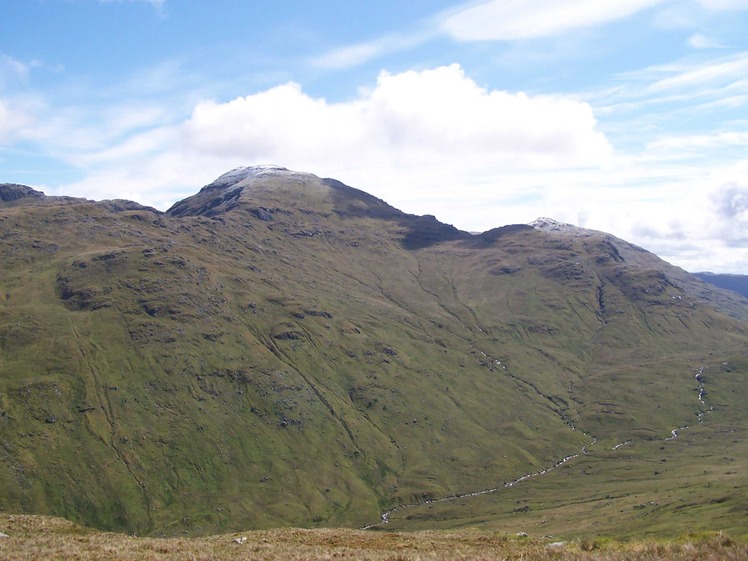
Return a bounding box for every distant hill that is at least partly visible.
[1,167,746,539]
[693,271,748,299]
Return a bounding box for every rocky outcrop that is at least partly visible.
[0,184,45,203]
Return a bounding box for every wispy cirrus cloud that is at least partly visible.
[589,51,748,117]
[0,54,33,85]
[438,0,668,41]
[97,0,165,15]
[313,0,674,70]
[687,33,724,49]
[648,52,748,91]
[697,0,748,10]
[98,0,164,5]
[0,100,32,142]
[312,31,434,70]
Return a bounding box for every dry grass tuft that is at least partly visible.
[0,515,746,561]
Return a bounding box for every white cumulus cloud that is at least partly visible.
[182,64,611,179]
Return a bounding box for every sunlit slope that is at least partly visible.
[1,168,746,537]
[382,225,748,537]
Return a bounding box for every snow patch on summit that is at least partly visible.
[529,217,586,234]
[211,165,292,187]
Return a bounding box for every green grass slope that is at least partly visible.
[0,168,746,538]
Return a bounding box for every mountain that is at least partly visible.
[693,271,748,299]
[1,167,746,538]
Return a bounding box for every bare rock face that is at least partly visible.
[0,184,45,203]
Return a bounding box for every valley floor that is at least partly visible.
[0,514,746,561]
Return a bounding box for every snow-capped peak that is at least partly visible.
[212,165,291,186]
[529,217,583,233]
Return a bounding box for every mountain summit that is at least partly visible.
[166,165,468,249]
[0,168,746,538]
[166,165,394,218]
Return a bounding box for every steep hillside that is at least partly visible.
[1,167,746,537]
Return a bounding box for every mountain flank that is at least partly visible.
[1,167,746,538]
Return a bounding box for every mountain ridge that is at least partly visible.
[5,168,748,282]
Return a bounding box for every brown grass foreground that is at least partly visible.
[0,515,746,561]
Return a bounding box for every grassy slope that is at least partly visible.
[1,174,747,538]
[385,229,748,538]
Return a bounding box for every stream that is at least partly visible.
[664,366,713,441]
[362,443,592,529]
[363,364,712,529]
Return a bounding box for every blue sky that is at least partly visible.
[2,0,748,272]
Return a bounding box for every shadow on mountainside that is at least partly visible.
[323,178,470,250]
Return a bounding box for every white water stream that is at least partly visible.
[364,364,712,529]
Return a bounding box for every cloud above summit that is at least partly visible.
[182,64,611,179]
[56,64,612,237]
